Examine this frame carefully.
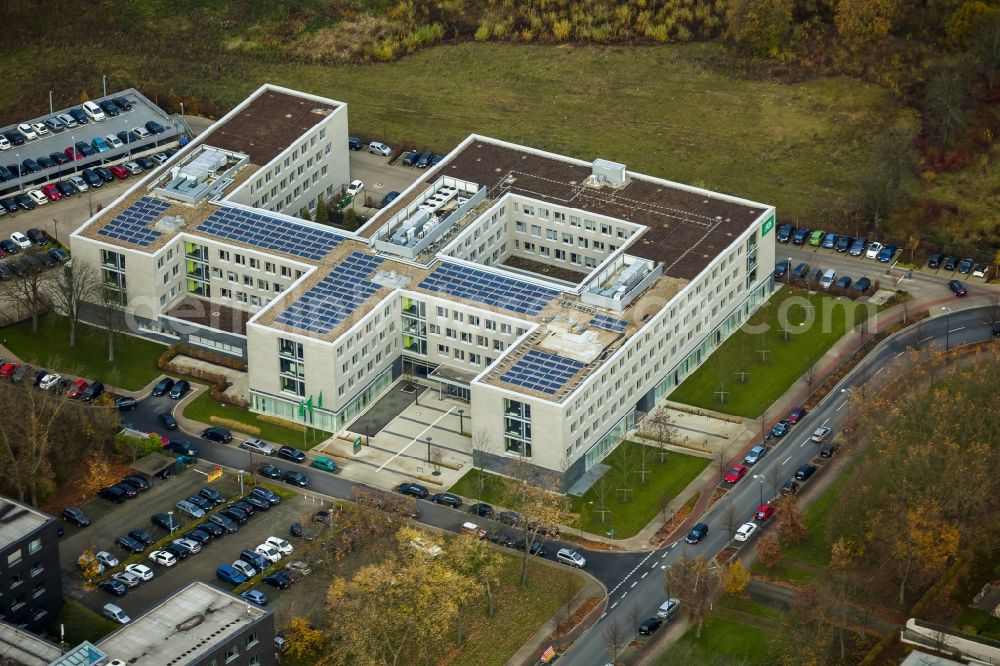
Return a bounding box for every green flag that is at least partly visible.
[306,395,314,414]
[297,401,305,418]
[317,391,323,408]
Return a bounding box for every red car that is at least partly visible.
[724,465,748,484]
[108,165,129,180]
[786,406,807,425]
[41,184,62,201]
[0,362,19,378]
[64,146,84,161]
[67,378,89,398]
[755,505,775,522]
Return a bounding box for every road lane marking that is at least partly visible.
[641,571,649,579]
[630,581,637,588]
[782,455,791,466]
[621,592,628,599]
[821,418,829,426]
[950,326,965,333]
[895,351,904,358]
[650,562,659,569]
[376,406,455,471]
[918,336,933,345]
[836,401,845,412]
[874,367,884,374]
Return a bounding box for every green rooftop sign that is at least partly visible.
[761,215,774,237]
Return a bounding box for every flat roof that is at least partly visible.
[96,582,269,665]
[0,622,63,666]
[203,89,336,166]
[434,139,765,280]
[166,296,251,336]
[0,497,52,547]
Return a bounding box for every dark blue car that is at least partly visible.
[877,244,897,262]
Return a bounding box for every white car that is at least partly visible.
[148,550,177,567]
[810,426,832,443]
[17,123,37,141]
[555,548,586,568]
[26,191,48,207]
[865,242,883,259]
[171,538,201,554]
[240,437,275,456]
[232,560,257,579]
[409,537,442,558]
[30,122,48,137]
[105,134,123,149]
[56,113,78,129]
[973,264,990,279]
[111,571,142,588]
[125,563,154,580]
[265,536,293,556]
[345,179,364,197]
[367,142,391,156]
[95,550,119,568]
[12,232,32,248]
[255,544,282,563]
[0,135,10,150]
[734,522,758,542]
[39,373,61,390]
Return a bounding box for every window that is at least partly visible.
[530,224,541,237]
[225,645,239,663]
[234,254,245,265]
[220,288,232,299]
[246,632,259,648]
[218,250,230,261]
[27,539,40,555]
[7,550,22,567]
[281,266,291,278]
[243,275,254,286]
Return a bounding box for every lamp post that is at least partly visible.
[786,257,792,285]
[102,75,107,99]
[753,474,765,506]
[48,91,53,116]
[425,437,432,464]
[458,409,465,435]
[661,564,672,599]
[238,470,245,495]
[50,218,59,246]
[167,510,175,535]
[941,306,951,351]
[179,101,184,121]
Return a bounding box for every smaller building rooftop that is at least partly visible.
[0,497,52,548]
[96,582,269,665]
[0,621,63,666]
[203,88,337,166]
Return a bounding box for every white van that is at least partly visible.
[820,268,836,290]
[82,100,106,122]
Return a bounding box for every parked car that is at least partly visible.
[657,598,681,620]
[744,444,768,465]
[277,445,306,462]
[865,241,883,259]
[148,550,177,567]
[258,463,282,480]
[380,191,400,208]
[943,255,959,271]
[145,120,165,134]
[835,275,852,290]
[81,381,105,402]
[241,589,268,606]
[773,260,789,279]
[795,464,818,481]
[217,564,247,586]
[62,506,91,526]
[102,603,131,625]
[810,426,832,443]
[164,440,198,458]
[263,571,292,589]
[792,262,809,279]
[431,492,462,509]
[281,470,309,487]
[734,522,758,542]
[175,499,205,519]
[638,617,664,636]
[98,486,129,504]
[209,513,239,533]
[792,228,810,245]
[368,142,391,156]
[724,465,748,484]
[776,223,794,243]
[755,505,775,522]
[877,244,898,262]
[111,570,142,588]
[685,523,709,544]
[345,179,364,197]
[121,476,149,492]
[250,487,280,505]
[115,396,137,410]
[151,513,179,532]
[852,277,872,292]
[820,269,836,290]
[973,264,990,279]
[241,437,275,456]
[820,442,839,458]
[311,456,337,472]
[786,406,806,424]
[957,258,974,274]
[200,487,225,505]
[168,380,190,399]
[848,237,868,256]
[201,427,232,443]
[127,529,154,546]
[781,480,800,496]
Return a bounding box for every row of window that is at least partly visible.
[513,240,600,268]
[513,201,638,239]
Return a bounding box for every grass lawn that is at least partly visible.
[659,611,784,665]
[51,598,118,645]
[451,443,709,540]
[1,40,898,225]
[449,555,582,666]
[781,472,849,566]
[183,391,328,449]
[669,288,865,419]
[0,314,165,391]
[749,559,819,584]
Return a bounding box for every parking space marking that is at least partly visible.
[376,406,454,472]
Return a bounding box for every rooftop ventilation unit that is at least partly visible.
[156,214,186,232]
[591,159,627,187]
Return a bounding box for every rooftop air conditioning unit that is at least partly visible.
[592,159,627,187]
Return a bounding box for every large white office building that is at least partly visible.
[70,83,776,490]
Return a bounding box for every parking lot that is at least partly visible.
[58,464,330,623]
[0,89,181,198]
[347,145,433,213]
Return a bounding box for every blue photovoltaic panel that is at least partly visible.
[499,349,586,395]
[418,263,558,316]
[197,207,342,260]
[274,252,385,334]
[589,314,628,333]
[96,196,170,247]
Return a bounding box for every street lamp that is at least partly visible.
[167,510,175,535]
[458,409,465,435]
[48,91,53,116]
[425,437,432,464]
[102,75,107,99]
[51,218,59,246]
[238,469,245,495]
[753,474,765,506]
[661,564,672,599]
[941,306,951,351]
[786,257,792,285]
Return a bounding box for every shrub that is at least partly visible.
[210,416,260,436]
[257,413,306,433]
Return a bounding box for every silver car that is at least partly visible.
[171,538,202,554]
[240,437,275,456]
[175,499,205,519]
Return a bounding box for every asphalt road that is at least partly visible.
[561,303,998,665]
[121,304,996,665]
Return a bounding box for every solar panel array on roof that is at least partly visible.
[500,349,586,395]
[589,314,629,333]
[274,253,384,334]
[418,263,559,316]
[197,207,342,260]
[96,196,170,247]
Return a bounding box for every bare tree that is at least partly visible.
[51,261,99,347]
[627,603,642,640]
[667,556,722,639]
[766,463,784,499]
[471,430,492,507]
[802,364,818,396]
[636,443,650,486]
[757,408,769,443]
[614,443,638,503]
[713,446,731,482]
[602,618,624,665]
[593,474,612,525]
[720,503,742,537]
[9,260,52,332]
[647,409,677,463]
[95,284,127,362]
